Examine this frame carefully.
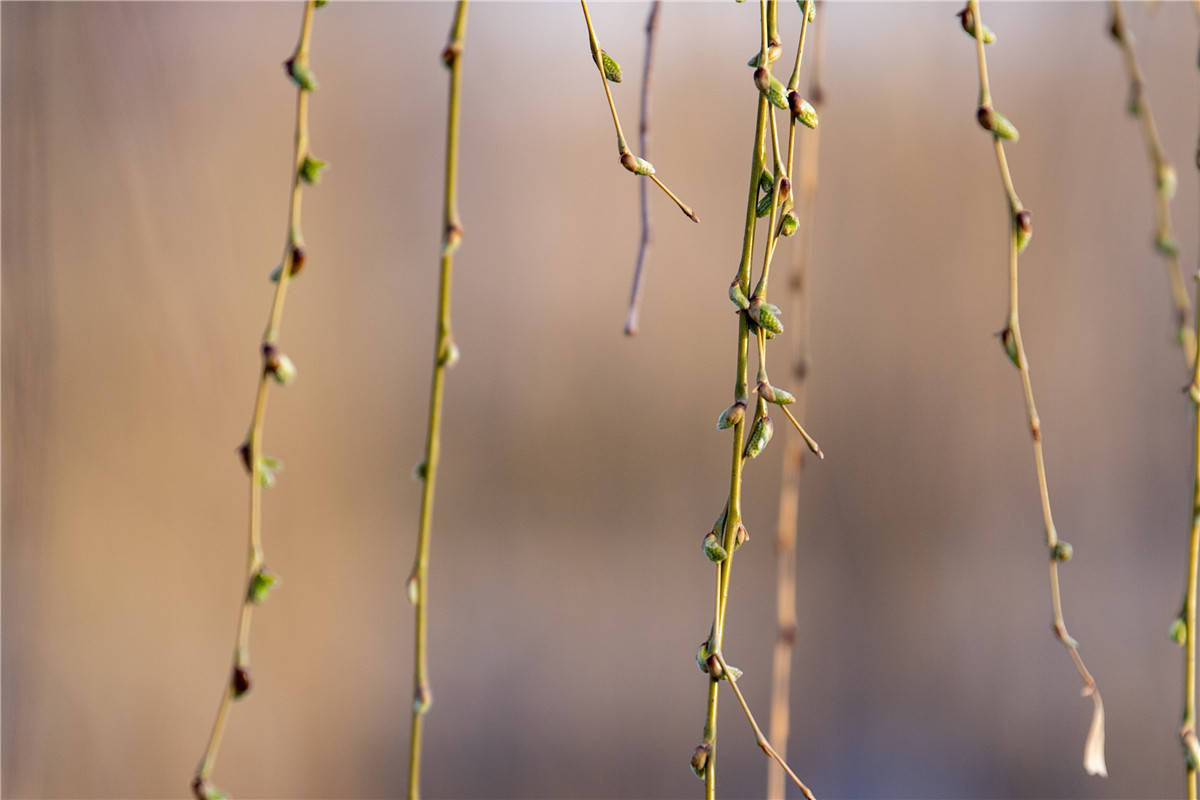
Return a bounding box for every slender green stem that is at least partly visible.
[406,6,468,800]
[714,654,815,800]
[192,4,319,799]
[1181,13,1200,799]
[579,0,698,222]
[1109,0,1195,363]
[966,0,1105,778]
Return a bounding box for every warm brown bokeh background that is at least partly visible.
[4,1,1200,797]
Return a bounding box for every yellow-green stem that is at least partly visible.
[407,5,468,799]
[1109,0,1194,363]
[193,2,318,796]
[579,0,697,222]
[968,0,1105,778]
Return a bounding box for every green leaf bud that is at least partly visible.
[593,49,622,83]
[1050,541,1073,562]
[285,58,317,91]
[729,281,751,311]
[620,152,655,176]
[788,91,818,129]
[956,6,995,43]
[247,569,280,604]
[976,105,1019,141]
[779,211,799,237]
[1171,617,1188,646]
[1014,208,1033,253]
[716,400,747,430]
[744,414,774,459]
[299,155,328,185]
[702,531,728,562]
[1000,325,1020,368]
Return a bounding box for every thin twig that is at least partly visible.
[767,6,822,796]
[623,0,662,336]
[714,654,816,800]
[406,5,469,800]
[579,0,698,223]
[1178,9,1200,799]
[1109,0,1195,364]
[965,0,1106,779]
[191,3,321,798]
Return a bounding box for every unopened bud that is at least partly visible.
[299,155,328,185]
[977,105,1019,141]
[758,380,795,405]
[755,191,774,219]
[956,6,996,43]
[406,572,419,605]
[696,640,711,674]
[1158,163,1178,199]
[1014,208,1033,252]
[412,461,428,481]
[788,91,818,129]
[620,152,655,176]
[1156,233,1179,257]
[779,212,799,238]
[593,49,622,83]
[744,414,774,459]
[232,665,251,699]
[717,401,746,430]
[801,0,815,22]
[690,743,711,778]
[753,66,769,94]
[284,57,317,91]
[702,531,728,562]
[759,169,774,194]
[748,297,784,335]
[1050,541,1073,562]
[438,339,460,368]
[247,568,280,604]
[729,281,751,311]
[413,682,433,714]
[264,347,297,385]
[1171,617,1188,646]
[777,177,792,203]
[1000,326,1020,368]
[191,777,228,800]
[733,522,749,552]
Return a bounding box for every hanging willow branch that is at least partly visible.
[191,2,325,798]
[405,4,469,799]
[579,0,698,224]
[961,0,1106,778]
[1108,1,1195,364]
[691,2,821,798]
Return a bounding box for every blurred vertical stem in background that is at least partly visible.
[192,2,325,798]
[691,3,820,798]
[1108,0,1195,364]
[766,4,823,797]
[1175,5,1200,797]
[406,4,468,799]
[579,0,699,229]
[623,0,662,336]
[961,0,1106,779]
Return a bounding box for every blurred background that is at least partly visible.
[4,1,1200,797]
